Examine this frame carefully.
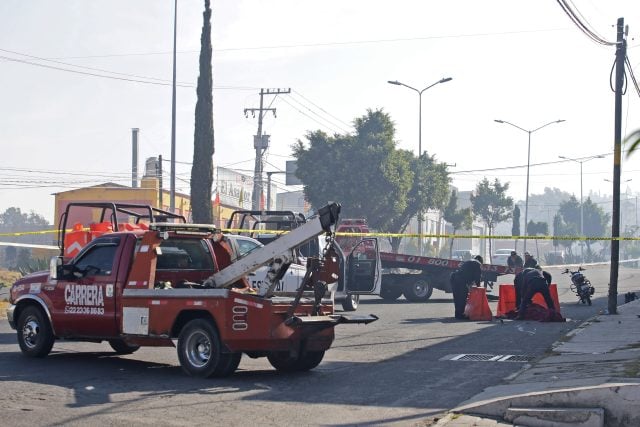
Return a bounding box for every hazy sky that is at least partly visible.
[2,0,640,223]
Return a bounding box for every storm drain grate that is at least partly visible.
[443,354,535,363]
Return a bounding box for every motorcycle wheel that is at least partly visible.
[586,295,592,306]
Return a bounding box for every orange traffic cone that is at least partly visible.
[496,284,517,317]
[464,287,493,321]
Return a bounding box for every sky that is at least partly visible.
[2,0,640,224]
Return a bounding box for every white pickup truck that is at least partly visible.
[224,227,381,311]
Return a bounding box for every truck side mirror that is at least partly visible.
[49,256,63,280]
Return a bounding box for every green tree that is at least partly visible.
[190,0,214,223]
[470,178,513,261]
[582,197,610,252]
[0,207,50,245]
[512,205,521,251]
[292,109,450,252]
[443,190,472,257]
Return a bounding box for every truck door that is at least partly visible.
[49,237,120,337]
[346,238,381,294]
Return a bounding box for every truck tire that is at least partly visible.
[403,279,433,302]
[267,349,325,372]
[17,306,54,358]
[108,339,140,355]
[341,294,359,311]
[214,352,242,377]
[380,285,403,301]
[177,319,223,378]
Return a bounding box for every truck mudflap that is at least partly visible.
[285,313,378,327]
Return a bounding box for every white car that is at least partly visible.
[492,248,513,266]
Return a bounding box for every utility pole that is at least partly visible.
[169,0,177,212]
[244,88,291,210]
[609,17,627,315]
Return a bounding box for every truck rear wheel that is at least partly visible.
[380,285,403,301]
[403,279,433,302]
[177,319,223,378]
[341,294,359,311]
[17,306,54,358]
[108,339,140,355]
[267,349,325,372]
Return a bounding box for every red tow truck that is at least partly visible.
[7,202,377,377]
[335,219,518,302]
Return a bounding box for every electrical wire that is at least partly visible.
[625,55,640,99]
[291,90,353,130]
[281,95,351,134]
[277,96,343,134]
[48,28,571,60]
[555,0,616,46]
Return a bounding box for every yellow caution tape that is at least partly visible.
[3,227,640,241]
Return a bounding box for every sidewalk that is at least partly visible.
[433,299,640,427]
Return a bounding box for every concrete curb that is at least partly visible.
[454,383,640,427]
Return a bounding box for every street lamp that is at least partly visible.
[559,154,605,262]
[494,119,565,252]
[388,77,452,254]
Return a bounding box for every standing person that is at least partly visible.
[450,255,483,320]
[508,251,524,269]
[523,251,538,269]
[517,268,555,319]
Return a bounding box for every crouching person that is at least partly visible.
[450,255,483,320]
[517,268,556,320]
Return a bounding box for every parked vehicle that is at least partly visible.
[334,219,517,302]
[451,250,473,261]
[562,266,595,305]
[492,249,513,266]
[7,202,378,378]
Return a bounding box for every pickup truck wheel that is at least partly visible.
[214,352,242,377]
[267,349,325,372]
[17,306,54,358]
[296,350,325,371]
[177,319,222,378]
[403,279,433,302]
[380,286,403,301]
[341,294,359,311]
[108,339,140,355]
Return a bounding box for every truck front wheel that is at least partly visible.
[177,319,223,378]
[403,279,433,302]
[17,306,54,358]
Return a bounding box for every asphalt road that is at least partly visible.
[0,264,637,427]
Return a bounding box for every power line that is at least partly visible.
[291,90,353,129]
[47,28,571,60]
[282,95,350,134]
[555,0,616,46]
[277,96,342,134]
[0,47,258,90]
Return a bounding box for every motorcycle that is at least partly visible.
[562,266,595,305]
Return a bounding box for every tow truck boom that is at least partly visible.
[205,202,341,289]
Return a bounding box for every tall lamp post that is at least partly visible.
[388,77,452,254]
[559,155,605,262]
[494,119,565,252]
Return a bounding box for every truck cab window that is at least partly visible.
[74,244,118,276]
[156,238,214,270]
